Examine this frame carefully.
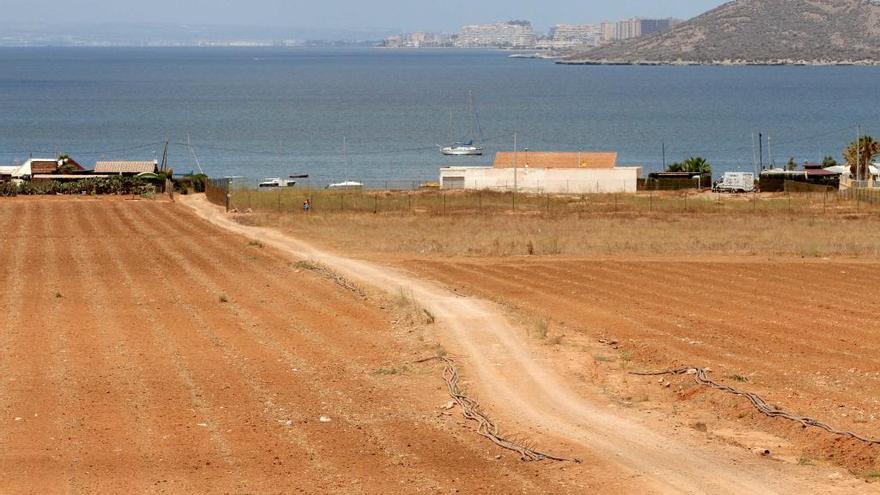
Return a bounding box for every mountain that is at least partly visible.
[562,0,880,65]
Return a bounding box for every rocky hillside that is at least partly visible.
[563,0,880,65]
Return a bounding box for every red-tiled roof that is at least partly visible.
[94,161,157,174]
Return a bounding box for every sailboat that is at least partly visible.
[441,91,484,156]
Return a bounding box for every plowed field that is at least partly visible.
[0,197,600,494]
[398,256,880,472]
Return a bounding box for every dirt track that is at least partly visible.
[184,195,875,494]
[0,197,605,494]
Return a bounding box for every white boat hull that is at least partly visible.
[441,146,484,156]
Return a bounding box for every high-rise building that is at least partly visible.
[615,18,642,40]
[600,22,616,43]
[455,21,536,49]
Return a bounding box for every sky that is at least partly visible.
[5,0,725,32]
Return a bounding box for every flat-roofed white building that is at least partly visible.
[549,24,601,49]
[440,151,641,194]
[455,21,536,49]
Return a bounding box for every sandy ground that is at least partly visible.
[0,196,604,494]
[183,194,878,494]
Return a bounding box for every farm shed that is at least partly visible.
[440,151,641,194]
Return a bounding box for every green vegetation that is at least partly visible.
[174,173,208,193]
[372,366,410,376]
[0,177,154,197]
[292,260,320,271]
[666,156,712,174]
[822,156,838,167]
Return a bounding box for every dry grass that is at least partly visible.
[240,208,880,259]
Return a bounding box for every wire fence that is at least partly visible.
[204,179,880,217]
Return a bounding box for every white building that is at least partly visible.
[455,21,536,49]
[440,151,641,194]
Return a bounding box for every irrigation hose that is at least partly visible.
[417,356,580,463]
[632,367,880,445]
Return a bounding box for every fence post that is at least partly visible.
[373,194,378,214]
[823,189,827,214]
[225,178,231,213]
[649,189,653,212]
[478,190,482,213]
[443,192,447,215]
[546,193,550,214]
[788,192,791,214]
[684,191,688,212]
[614,193,618,212]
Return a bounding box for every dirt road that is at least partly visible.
[1,197,602,494]
[184,195,874,494]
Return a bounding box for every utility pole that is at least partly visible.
[662,141,666,172]
[160,140,169,172]
[225,177,231,213]
[767,135,773,168]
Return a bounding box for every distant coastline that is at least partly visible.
[557,58,880,67]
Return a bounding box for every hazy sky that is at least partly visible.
[6,0,724,31]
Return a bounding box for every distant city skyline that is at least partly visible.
[5,0,723,33]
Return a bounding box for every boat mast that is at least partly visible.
[469,90,483,142]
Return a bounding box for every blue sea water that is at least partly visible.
[1,47,879,186]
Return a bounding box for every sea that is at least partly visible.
[1,47,879,186]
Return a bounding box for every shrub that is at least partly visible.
[7,177,152,196]
[0,182,17,197]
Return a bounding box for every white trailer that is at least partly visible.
[714,172,756,193]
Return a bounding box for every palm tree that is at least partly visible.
[666,162,685,172]
[844,135,880,180]
[666,157,711,174]
[683,156,712,174]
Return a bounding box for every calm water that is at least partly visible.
[1,47,878,185]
